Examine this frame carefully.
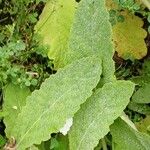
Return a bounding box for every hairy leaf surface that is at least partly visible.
[11,57,102,150]
[69,81,134,150]
[111,118,150,150]
[65,0,115,83]
[35,0,77,69]
[3,84,31,137]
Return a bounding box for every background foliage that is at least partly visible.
[0,0,150,149]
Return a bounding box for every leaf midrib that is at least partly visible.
[16,72,97,148]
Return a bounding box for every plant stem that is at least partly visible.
[112,139,115,150]
[102,138,107,150]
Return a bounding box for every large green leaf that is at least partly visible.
[35,0,77,69]
[11,56,102,150]
[69,81,134,150]
[111,118,150,150]
[65,0,115,84]
[3,84,31,137]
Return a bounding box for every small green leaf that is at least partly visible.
[142,59,150,76]
[0,134,6,148]
[131,60,150,86]
[132,83,150,104]
[111,118,150,150]
[3,84,31,138]
[50,134,69,150]
[36,139,51,150]
[136,116,150,135]
[11,56,102,150]
[128,101,150,115]
[69,81,134,150]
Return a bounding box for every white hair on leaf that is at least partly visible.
[60,118,73,135]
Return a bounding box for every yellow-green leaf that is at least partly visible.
[35,0,77,69]
[113,12,147,60]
